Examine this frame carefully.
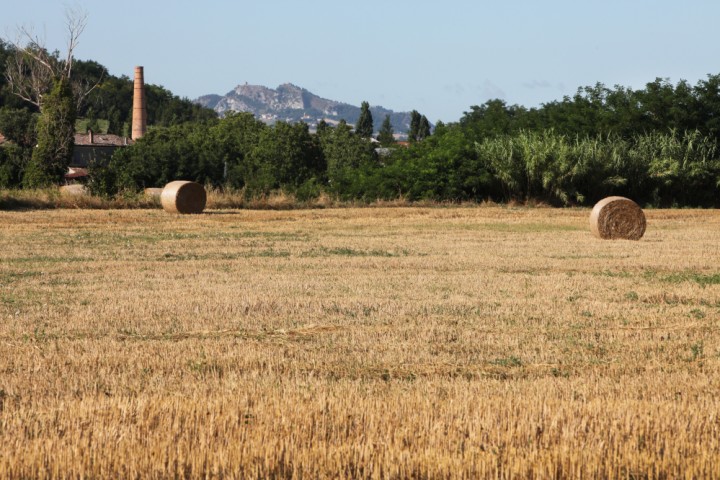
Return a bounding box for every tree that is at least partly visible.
[318,121,377,195]
[248,122,324,194]
[408,110,421,142]
[4,8,97,111]
[23,77,76,187]
[355,101,374,138]
[0,107,37,147]
[4,8,94,186]
[377,114,395,146]
[316,119,330,135]
[418,115,431,140]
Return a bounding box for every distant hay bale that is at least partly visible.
[59,184,88,196]
[161,181,206,214]
[590,196,646,240]
[143,188,163,201]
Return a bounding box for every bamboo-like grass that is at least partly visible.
[0,207,718,477]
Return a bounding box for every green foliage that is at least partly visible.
[214,112,266,189]
[108,122,220,193]
[72,59,217,135]
[246,121,324,195]
[23,78,76,188]
[377,114,396,147]
[472,129,720,206]
[408,110,421,142]
[5,47,720,206]
[88,116,720,207]
[355,101,374,138]
[0,143,29,187]
[0,108,37,147]
[417,115,431,141]
[408,111,432,143]
[317,120,377,197]
[101,114,324,198]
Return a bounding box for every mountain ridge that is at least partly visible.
[195,83,412,134]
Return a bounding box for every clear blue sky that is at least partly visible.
[4,0,720,123]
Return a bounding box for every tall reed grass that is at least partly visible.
[474,129,720,206]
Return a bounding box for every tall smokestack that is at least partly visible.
[132,66,147,140]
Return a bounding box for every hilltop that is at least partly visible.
[196,83,412,133]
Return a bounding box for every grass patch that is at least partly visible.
[663,272,720,287]
[0,271,42,285]
[482,222,582,233]
[302,247,409,257]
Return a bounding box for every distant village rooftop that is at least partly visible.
[74,130,133,147]
[71,130,134,168]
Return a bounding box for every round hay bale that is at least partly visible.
[161,181,206,214]
[59,184,88,196]
[589,196,646,240]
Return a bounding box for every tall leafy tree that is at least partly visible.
[5,8,92,186]
[23,78,76,187]
[355,101,374,138]
[408,110,421,142]
[377,114,395,146]
[418,115,431,140]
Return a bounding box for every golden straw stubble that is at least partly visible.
[161,181,207,214]
[590,196,646,240]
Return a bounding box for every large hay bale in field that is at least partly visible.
[590,196,646,240]
[161,181,206,214]
[59,184,88,196]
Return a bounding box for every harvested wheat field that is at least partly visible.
[0,206,719,478]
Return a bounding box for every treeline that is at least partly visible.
[461,77,720,141]
[90,111,720,207]
[74,73,720,207]
[3,34,720,206]
[89,75,720,206]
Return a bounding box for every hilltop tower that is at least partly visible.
[132,66,147,140]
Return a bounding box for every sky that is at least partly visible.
[3,0,720,123]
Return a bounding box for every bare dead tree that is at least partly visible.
[4,7,101,111]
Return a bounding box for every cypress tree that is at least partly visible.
[355,101,374,138]
[377,114,396,146]
[418,115,431,140]
[23,78,76,187]
[409,110,421,142]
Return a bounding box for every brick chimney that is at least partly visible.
[131,66,147,140]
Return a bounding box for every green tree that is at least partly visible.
[318,121,377,196]
[247,121,324,195]
[418,115,431,140]
[23,78,76,187]
[355,101,374,138]
[0,107,37,147]
[316,119,330,135]
[377,114,395,146]
[0,142,29,187]
[211,111,266,188]
[408,110,421,142]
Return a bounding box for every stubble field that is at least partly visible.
[0,206,719,478]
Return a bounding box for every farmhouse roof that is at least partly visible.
[74,131,133,147]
